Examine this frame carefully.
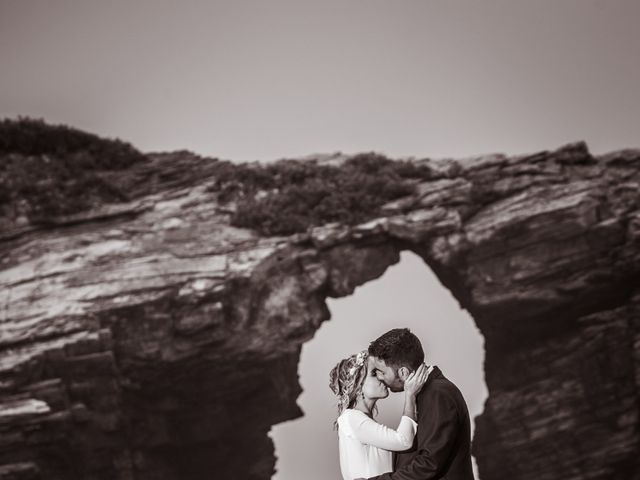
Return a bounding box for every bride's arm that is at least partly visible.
[347,413,418,451]
[348,365,433,451]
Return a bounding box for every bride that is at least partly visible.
[329,350,431,480]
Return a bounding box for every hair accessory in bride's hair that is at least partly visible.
[348,350,367,376]
[328,350,369,427]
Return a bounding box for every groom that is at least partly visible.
[361,328,475,480]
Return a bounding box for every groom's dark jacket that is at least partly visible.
[369,367,475,480]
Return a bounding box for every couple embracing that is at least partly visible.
[329,328,475,480]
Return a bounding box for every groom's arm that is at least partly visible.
[367,387,460,480]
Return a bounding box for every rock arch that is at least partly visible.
[1,138,639,479]
[271,249,486,480]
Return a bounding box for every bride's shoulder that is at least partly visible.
[339,409,370,424]
[337,409,365,432]
[338,409,353,418]
[341,408,365,416]
[338,408,359,421]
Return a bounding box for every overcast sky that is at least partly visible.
[2,1,639,480]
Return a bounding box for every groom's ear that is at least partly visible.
[398,366,411,381]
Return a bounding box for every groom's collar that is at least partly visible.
[416,365,442,396]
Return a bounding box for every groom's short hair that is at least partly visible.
[368,328,424,370]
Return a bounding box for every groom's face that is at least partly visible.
[370,356,404,392]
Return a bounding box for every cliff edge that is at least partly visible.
[1,120,638,479]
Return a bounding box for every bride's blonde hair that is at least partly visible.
[329,350,368,427]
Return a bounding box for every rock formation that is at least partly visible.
[1,121,639,479]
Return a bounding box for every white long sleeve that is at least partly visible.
[343,410,418,451]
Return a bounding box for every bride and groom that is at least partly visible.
[329,328,475,480]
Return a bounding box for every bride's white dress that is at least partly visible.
[337,409,418,480]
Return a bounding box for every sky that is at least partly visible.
[2,1,639,479]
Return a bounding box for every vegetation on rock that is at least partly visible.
[0,118,145,220]
[211,153,436,235]
[0,118,439,235]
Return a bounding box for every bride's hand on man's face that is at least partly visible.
[404,363,433,395]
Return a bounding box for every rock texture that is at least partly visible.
[1,138,639,480]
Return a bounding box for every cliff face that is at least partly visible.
[1,128,639,479]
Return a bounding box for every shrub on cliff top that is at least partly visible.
[0,119,436,235]
[0,118,145,220]
[0,117,145,168]
[212,152,435,236]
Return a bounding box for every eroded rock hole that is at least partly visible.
[271,251,488,480]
